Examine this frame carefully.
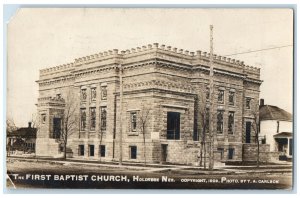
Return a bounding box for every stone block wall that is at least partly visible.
[242,143,270,162]
[36,43,261,164]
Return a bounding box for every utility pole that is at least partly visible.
[208,25,215,170]
[119,64,123,165]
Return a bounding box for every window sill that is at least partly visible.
[166,139,182,141]
[128,132,139,136]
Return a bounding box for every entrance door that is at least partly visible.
[53,118,62,139]
[245,122,251,143]
[161,144,168,164]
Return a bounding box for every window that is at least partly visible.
[80,109,86,131]
[277,121,280,133]
[130,112,137,132]
[90,107,96,131]
[206,87,210,100]
[78,145,84,156]
[130,146,137,159]
[100,107,107,131]
[246,98,251,109]
[91,87,96,101]
[101,86,107,100]
[217,110,224,134]
[89,145,94,156]
[218,90,224,103]
[56,94,61,99]
[228,148,235,159]
[167,112,180,140]
[100,145,106,157]
[81,89,87,101]
[41,114,46,124]
[229,91,235,105]
[217,148,224,160]
[228,112,235,134]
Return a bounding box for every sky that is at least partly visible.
[6,8,293,127]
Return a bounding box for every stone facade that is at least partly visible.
[36,43,261,164]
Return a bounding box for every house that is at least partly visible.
[35,43,262,165]
[259,99,293,160]
[7,122,37,154]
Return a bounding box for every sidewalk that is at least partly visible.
[7,155,292,175]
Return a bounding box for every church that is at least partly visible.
[36,43,262,165]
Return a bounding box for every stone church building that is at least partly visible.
[36,43,261,165]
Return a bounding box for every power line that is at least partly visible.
[224,44,293,56]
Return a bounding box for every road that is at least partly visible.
[6,158,293,189]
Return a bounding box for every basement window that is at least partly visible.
[89,145,94,157]
[228,148,235,160]
[100,145,106,157]
[130,146,137,159]
[217,148,224,160]
[78,145,84,156]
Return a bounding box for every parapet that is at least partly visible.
[38,96,65,103]
[40,62,74,76]
[244,65,260,73]
[39,43,260,75]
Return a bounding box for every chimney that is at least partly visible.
[260,99,264,107]
[28,122,32,128]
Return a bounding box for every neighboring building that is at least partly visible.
[36,43,261,164]
[7,122,37,154]
[259,99,293,160]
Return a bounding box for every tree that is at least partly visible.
[6,118,18,156]
[60,89,79,159]
[251,103,260,167]
[197,91,217,170]
[198,94,210,169]
[139,103,151,166]
[6,117,17,134]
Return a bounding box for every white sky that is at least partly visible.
[7,8,293,127]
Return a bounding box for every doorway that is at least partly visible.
[161,144,168,164]
[53,118,62,139]
[245,122,251,143]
